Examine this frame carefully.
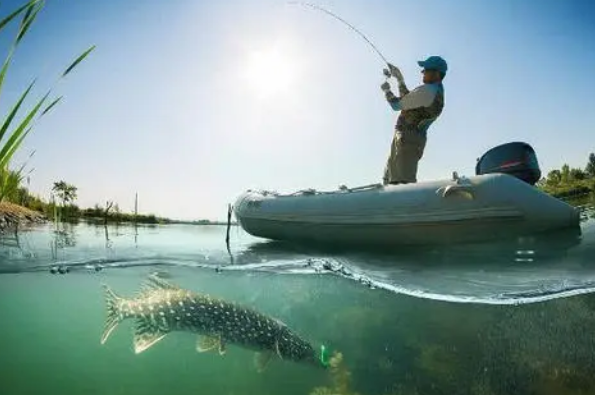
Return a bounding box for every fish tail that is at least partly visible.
[100,282,123,345]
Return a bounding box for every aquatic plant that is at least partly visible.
[0,0,95,201]
[0,150,34,202]
[310,351,362,395]
[0,166,26,202]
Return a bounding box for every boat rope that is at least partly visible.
[248,183,383,198]
[292,183,383,195]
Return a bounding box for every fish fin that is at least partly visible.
[142,273,181,291]
[275,339,283,360]
[254,351,273,373]
[133,318,167,354]
[100,283,123,345]
[197,335,224,354]
[273,318,287,327]
[136,288,153,299]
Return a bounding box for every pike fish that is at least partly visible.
[100,275,328,371]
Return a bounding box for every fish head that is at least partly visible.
[278,332,329,369]
[296,343,330,369]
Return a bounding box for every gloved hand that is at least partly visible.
[387,63,404,83]
[380,81,391,93]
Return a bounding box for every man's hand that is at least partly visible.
[380,81,391,93]
[387,63,404,83]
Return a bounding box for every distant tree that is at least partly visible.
[546,170,562,186]
[535,177,548,189]
[104,200,114,225]
[52,181,78,206]
[586,153,595,178]
[561,164,570,183]
[570,168,586,181]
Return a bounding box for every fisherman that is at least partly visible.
[380,56,447,185]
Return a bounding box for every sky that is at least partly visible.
[1,0,595,221]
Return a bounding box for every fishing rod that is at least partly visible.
[287,1,393,78]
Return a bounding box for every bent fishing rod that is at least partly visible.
[287,1,393,78]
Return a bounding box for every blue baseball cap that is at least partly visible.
[418,56,448,74]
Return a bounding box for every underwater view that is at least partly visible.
[1,198,594,395]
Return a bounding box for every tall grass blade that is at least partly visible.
[20,1,38,24]
[0,37,16,105]
[0,92,48,169]
[0,0,94,203]
[62,45,95,77]
[2,128,31,169]
[0,79,35,143]
[0,1,41,108]
[41,96,62,116]
[0,0,38,32]
[0,166,25,202]
[16,0,43,44]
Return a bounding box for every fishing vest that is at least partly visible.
[396,83,444,136]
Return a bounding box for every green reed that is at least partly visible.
[0,0,95,201]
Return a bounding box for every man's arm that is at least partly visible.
[384,90,402,111]
[397,81,409,97]
[384,84,439,112]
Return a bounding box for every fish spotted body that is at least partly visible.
[100,275,327,371]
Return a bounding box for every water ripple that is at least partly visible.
[1,211,594,305]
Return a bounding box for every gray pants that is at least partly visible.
[383,129,427,184]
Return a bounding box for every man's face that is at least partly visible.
[422,69,441,84]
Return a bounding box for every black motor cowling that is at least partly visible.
[475,142,541,185]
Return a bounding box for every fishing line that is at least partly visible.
[287,1,390,67]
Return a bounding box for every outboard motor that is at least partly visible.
[475,142,541,185]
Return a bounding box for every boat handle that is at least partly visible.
[437,184,475,200]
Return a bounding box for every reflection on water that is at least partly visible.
[51,222,77,249]
[0,228,21,249]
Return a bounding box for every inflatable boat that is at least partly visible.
[233,142,581,247]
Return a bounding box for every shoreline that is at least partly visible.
[0,202,47,233]
[0,202,237,231]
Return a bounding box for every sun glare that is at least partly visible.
[243,48,296,98]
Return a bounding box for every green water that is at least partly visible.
[1,203,595,395]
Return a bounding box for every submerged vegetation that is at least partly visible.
[302,290,595,395]
[537,153,595,200]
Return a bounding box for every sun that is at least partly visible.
[243,48,296,99]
